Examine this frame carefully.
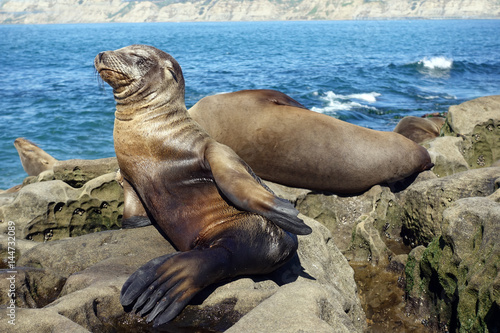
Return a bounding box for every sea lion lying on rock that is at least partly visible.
[188,89,434,193]
[95,44,311,327]
[393,115,446,144]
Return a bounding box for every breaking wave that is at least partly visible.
[310,91,380,113]
[418,56,453,70]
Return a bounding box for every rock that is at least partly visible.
[0,307,91,332]
[296,185,393,253]
[401,167,500,247]
[226,281,354,333]
[52,157,118,188]
[10,216,366,332]
[442,95,500,170]
[0,234,37,259]
[0,192,17,208]
[0,172,123,241]
[351,215,393,265]
[405,193,500,332]
[1,95,498,332]
[265,181,310,203]
[424,136,470,177]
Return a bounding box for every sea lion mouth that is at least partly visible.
[94,52,129,80]
[97,67,123,76]
[95,64,130,87]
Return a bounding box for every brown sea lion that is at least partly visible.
[14,138,57,176]
[95,44,311,327]
[188,89,434,194]
[393,115,446,144]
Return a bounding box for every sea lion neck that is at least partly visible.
[114,96,187,122]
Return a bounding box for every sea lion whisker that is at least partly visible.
[94,68,107,89]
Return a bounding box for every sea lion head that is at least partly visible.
[14,138,57,176]
[94,44,185,115]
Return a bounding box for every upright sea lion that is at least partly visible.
[188,89,434,194]
[393,115,446,144]
[95,45,311,327]
[14,138,57,176]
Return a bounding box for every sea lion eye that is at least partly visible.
[168,68,178,83]
[130,53,148,68]
[136,58,147,67]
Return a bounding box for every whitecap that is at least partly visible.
[311,91,379,113]
[348,92,381,103]
[419,56,453,70]
[417,94,440,100]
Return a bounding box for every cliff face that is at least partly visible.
[0,0,499,24]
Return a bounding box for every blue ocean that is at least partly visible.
[1,20,500,189]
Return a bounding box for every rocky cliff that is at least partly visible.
[1,0,499,24]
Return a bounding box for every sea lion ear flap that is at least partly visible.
[205,141,312,236]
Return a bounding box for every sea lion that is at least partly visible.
[95,44,311,327]
[188,89,434,194]
[393,115,446,144]
[14,138,57,176]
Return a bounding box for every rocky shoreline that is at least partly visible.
[0,95,499,332]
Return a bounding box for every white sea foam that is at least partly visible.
[418,95,441,100]
[311,91,379,113]
[417,93,457,100]
[349,92,381,103]
[419,56,453,70]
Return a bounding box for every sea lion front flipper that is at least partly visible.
[121,248,231,327]
[205,142,312,235]
[122,216,152,229]
[116,169,152,228]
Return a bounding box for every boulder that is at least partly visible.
[442,95,500,169]
[295,185,395,253]
[52,157,119,188]
[2,95,499,333]
[0,308,91,333]
[400,167,500,247]
[5,216,366,332]
[405,192,500,332]
[424,136,470,177]
[0,172,123,241]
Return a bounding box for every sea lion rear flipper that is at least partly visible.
[205,142,312,235]
[121,248,231,327]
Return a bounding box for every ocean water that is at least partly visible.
[1,20,500,189]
